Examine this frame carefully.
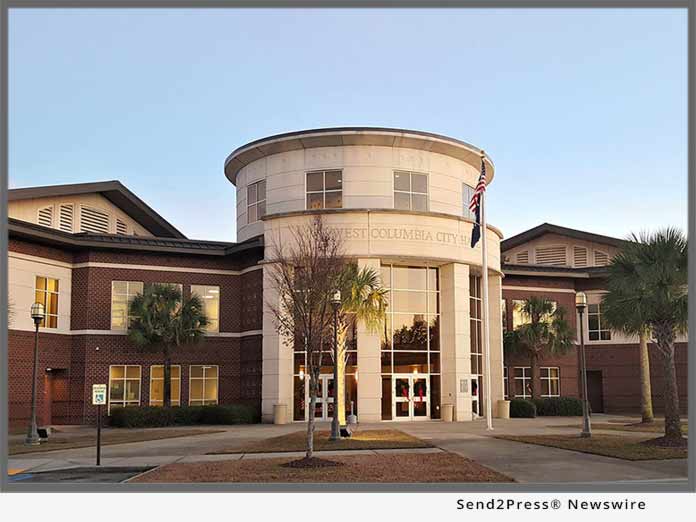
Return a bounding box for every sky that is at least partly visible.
[9,8,688,242]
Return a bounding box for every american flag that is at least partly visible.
[469,158,486,248]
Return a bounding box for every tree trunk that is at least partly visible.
[529,352,538,399]
[638,330,654,424]
[660,343,682,441]
[306,375,317,459]
[163,349,172,409]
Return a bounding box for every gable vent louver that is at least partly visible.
[116,219,128,235]
[80,206,110,233]
[37,206,53,228]
[573,246,588,268]
[594,251,609,266]
[516,251,529,264]
[535,245,567,266]
[59,204,74,232]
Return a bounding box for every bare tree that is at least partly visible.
[266,216,345,460]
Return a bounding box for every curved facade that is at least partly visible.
[226,128,505,423]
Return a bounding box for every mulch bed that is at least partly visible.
[281,457,344,468]
[496,434,688,461]
[642,436,688,448]
[130,452,514,483]
[210,429,432,454]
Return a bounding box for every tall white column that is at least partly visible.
[487,272,505,416]
[261,262,294,423]
[440,263,473,421]
[356,258,382,423]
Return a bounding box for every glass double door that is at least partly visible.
[306,374,334,421]
[393,374,429,420]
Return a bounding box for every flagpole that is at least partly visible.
[479,151,494,431]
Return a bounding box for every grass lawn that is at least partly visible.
[495,434,687,461]
[210,429,432,454]
[9,428,224,455]
[131,452,514,483]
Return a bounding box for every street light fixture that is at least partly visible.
[329,290,342,441]
[26,302,45,446]
[575,292,592,438]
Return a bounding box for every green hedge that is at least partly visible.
[509,399,537,418]
[109,404,258,428]
[532,397,583,416]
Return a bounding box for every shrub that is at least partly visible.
[109,404,257,428]
[509,399,537,418]
[532,397,583,416]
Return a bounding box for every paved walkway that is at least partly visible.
[7,416,689,484]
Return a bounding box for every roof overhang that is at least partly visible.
[224,127,495,186]
[501,223,627,252]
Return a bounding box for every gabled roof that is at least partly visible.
[501,223,627,252]
[8,180,186,239]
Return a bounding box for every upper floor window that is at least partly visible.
[247,180,266,223]
[111,281,144,330]
[394,171,428,211]
[588,303,611,341]
[306,170,342,209]
[511,299,557,329]
[35,276,59,328]
[191,285,220,333]
[462,183,476,220]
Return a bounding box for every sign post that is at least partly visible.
[92,384,107,466]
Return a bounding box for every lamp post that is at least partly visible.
[25,302,45,446]
[575,292,592,438]
[329,290,341,441]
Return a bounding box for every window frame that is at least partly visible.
[503,366,509,398]
[393,170,429,211]
[511,299,557,329]
[247,179,267,224]
[513,366,531,399]
[34,275,59,328]
[108,365,142,414]
[149,365,182,406]
[110,281,144,331]
[190,284,220,333]
[587,302,612,341]
[188,365,220,406]
[540,367,561,397]
[305,170,343,210]
[462,182,476,220]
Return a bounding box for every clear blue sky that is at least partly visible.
[9,8,687,242]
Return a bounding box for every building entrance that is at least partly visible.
[393,374,429,420]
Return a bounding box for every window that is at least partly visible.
[109,365,141,413]
[503,367,509,398]
[541,367,560,397]
[35,276,59,328]
[306,170,342,209]
[513,367,531,398]
[588,303,611,341]
[191,285,220,333]
[462,183,475,220]
[189,365,219,405]
[501,299,507,332]
[247,180,266,223]
[111,281,144,330]
[80,205,110,233]
[149,365,181,406]
[59,204,74,232]
[394,171,428,211]
[38,206,54,228]
[511,299,557,329]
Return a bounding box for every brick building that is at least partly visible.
[6,127,688,427]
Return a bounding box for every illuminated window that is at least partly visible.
[111,281,144,330]
[394,171,428,211]
[511,299,557,329]
[109,365,141,413]
[306,170,342,209]
[191,285,220,333]
[189,365,219,405]
[247,180,266,224]
[541,367,560,397]
[588,303,611,341]
[513,367,531,398]
[149,365,181,406]
[34,276,59,328]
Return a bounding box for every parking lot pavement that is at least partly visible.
[7,467,151,484]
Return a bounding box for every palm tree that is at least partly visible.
[503,297,575,399]
[128,284,209,408]
[601,229,687,445]
[333,263,388,426]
